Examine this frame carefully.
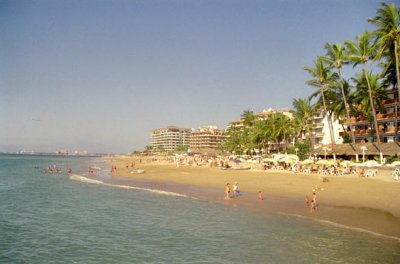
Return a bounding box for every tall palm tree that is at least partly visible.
[304,56,337,146]
[369,2,400,96]
[352,73,388,140]
[369,3,400,142]
[324,80,353,143]
[346,31,381,142]
[322,42,356,144]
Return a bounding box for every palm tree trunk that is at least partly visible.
[363,66,381,143]
[320,85,336,146]
[338,69,356,145]
[394,40,400,142]
[327,111,336,146]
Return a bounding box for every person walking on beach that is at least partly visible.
[225,183,231,199]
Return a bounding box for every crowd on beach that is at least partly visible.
[139,153,400,180]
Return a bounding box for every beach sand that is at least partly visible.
[105,156,400,238]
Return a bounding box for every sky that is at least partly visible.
[0,0,388,153]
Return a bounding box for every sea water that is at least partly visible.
[0,154,399,263]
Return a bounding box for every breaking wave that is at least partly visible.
[70,174,189,198]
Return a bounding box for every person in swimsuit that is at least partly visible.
[225,183,231,199]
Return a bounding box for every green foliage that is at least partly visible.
[341,132,352,143]
[223,111,299,154]
[302,3,400,144]
[175,145,189,153]
[287,141,312,161]
[386,155,400,164]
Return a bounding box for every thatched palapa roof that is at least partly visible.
[313,142,400,156]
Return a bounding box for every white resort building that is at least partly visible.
[151,126,192,151]
[310,111,344,148]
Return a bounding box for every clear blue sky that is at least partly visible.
[0,0,386,153]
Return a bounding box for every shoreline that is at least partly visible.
[102,156,400,239]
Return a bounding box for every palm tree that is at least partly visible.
[369,2,400,96]
[304,56,337,146]
[352,73,388,140]
[224,126,245,154]
[291,98,315,142]
[322,42,356,144]
[266,113,292,152]
[346,31,381,142]
[241,109,256,127]
[251,119,271,152]
[369,3,400,142]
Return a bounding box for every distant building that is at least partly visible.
[151,126,192,151]
[227,108,293,129]
[256,107,293,120]
[189,125,227,149]
[74,150,88,156]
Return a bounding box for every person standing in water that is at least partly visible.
[232,182,239,197]
[258,191,264,200]
[224,183,231,199]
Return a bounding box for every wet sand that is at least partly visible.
[105,157,400,238]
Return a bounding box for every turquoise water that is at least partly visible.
[0,155,399,263]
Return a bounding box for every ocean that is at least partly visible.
[0,154,399,263]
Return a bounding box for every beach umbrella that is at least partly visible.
[316,159,334,165]
[363,160,379,167]
[263,158,276,162]
[349,162,364,167]
[280,157,297,164]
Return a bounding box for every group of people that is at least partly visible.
[224,182,265,201]
[224,182,240,199]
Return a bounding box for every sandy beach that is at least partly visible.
[105,156,400,238]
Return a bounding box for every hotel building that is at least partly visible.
[189,126,227,149]
[346,88,400,143]
[151,126,192,151]
[227,108,293,129]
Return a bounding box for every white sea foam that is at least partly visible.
[70,174,189,198]
[278,212,400,242]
